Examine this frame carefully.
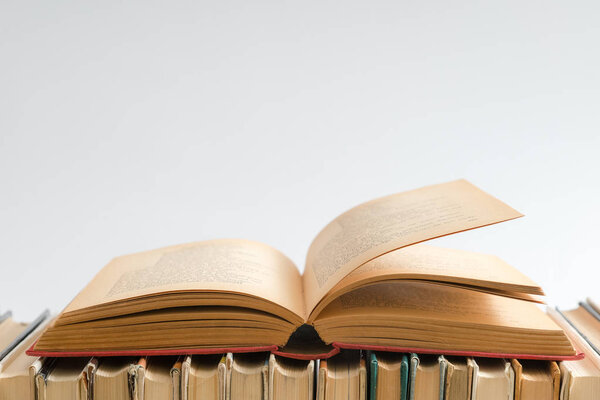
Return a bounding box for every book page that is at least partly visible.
[63,239,306,321]
[302,180,523,314]
[308,244,542,320]
[317,281,560,332]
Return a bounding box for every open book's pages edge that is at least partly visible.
[310,282,545,324]
[331,343,583,361]
[303,179,524,317]
[27,343,279,358]
[26,341,584,362]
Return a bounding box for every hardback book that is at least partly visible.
[408,354,418,400]
[470,358,514,400]
[0,310,51,366]
[144,356,180,400]
[584,298,600,318]
[0,312,27,359]
[268,354,314,400]
[443,357,470,400]
[411,354,446,400]
[367,352,408,400]
[181,354,229,400]
[548,307,600,400]
[92,357,145,400]
[34,357,95,400]
[560,300,600,355]
[511,359,559,400]
[317,352,366,400]
[0,310,49,363]
[229,352,269,400]
[27,180,578,360]
[171,358,183,400]
[0,314,51,400]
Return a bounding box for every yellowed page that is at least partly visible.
[63,239,306,321]
[309,244,541,320]
[303,179,523,315]
[313,282,575,355]
[317,282,561,333]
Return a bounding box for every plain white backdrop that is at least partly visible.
[1,0,599,321]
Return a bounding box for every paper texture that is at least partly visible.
[63,239,306,321]
[303,179,523,313]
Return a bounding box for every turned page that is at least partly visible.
[302,179,523,315]
[308,244,543,320]
[62,239,306,321]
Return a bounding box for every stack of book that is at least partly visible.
[1,180,598,399]
[2,306,600,399]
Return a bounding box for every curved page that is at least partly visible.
[62,239,306,323]
[309,244,541,320]
[303,179,523,314]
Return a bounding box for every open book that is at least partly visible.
[27,180,579,360]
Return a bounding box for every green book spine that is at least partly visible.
[368,352,378,400]
[400,354,409,400]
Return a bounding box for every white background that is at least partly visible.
[1,1,599,321]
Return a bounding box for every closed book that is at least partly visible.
[229,352,268,400]
[35,357,94,400]
[411,354,446,400]
[400,354,409,400]
[181,354,229,400]
[268,354,314,400]
[368,352,408,400]
[511,359,559,400]
[317,351,366,400]
[548,307,600,400]
[93,357,145,400]
[26,181,579,361]
[171,358,183,400]
[408,353,418,400]
[559,301,600,354]
[0,312,27,357]
[470,358,514,400]
[0,313,51,400]
[1,310,49,362]
[144,356,180,400]
[443,357,470,400]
